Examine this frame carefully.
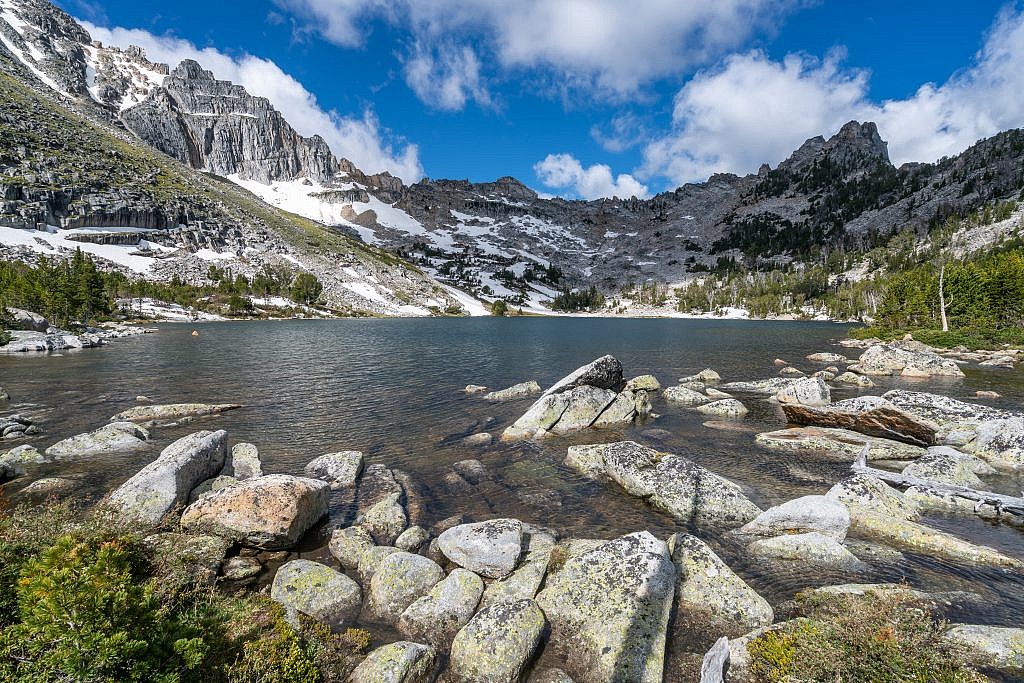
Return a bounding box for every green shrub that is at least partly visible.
[0,535,206,683]
[746,591,986,683]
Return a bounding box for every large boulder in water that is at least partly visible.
[775,377,830,407]
[45,422,150,459]
[536,531,675,683]
[304,451,364,488]
[566,441,761,528]
[437,518,524,579]
[747,532,866,571]
[179,474,329,549]
[734,495,850,542]
[972,418,1024,468]
[271,559,362,630]
[108,430,227,524]
[856,343,964,377]
[484,380,541,401]
[882,390,1011,429]
[542,354,623,396]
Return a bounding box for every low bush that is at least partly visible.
[746,590,986,683]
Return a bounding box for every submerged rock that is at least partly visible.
[448,599,546,683]
[108,430,227,524]
[350,641,436,683]
[45,422,150,459]
[536,532,675,683]
[180,474,329,550]
[484,380,541,401]
[110,402,241,424]
[747,532,865,571]
[755,426,926,462]
[271,559,362,631]
[566,441,761,527]
[304,450,364,488]
[437,518,524,579]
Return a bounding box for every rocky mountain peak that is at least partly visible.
[828,120,890,163]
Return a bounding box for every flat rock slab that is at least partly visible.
[110,402,241,424]
[180,474,329,549]
[45,422,150,459]
[747,532,865,571]
[755,426,926,461]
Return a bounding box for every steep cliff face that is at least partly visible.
[121,61,338,183]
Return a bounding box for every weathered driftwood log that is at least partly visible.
[700,635,730,683]
[851,446,1024,517]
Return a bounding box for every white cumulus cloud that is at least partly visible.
[81,22,424,183]
[534,153,650,200]
[642,7,1024,185]
[274,0,799,106]
[403,42,492,111]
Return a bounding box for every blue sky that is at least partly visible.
[61,0,1024,198]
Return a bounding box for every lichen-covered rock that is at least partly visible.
[0,444,46,480]
[857,344,964,377]
[668,533,773,644]
[536,532,675,683]
[734,495,850,542]
[625,375,661,391]
[304,450,364,488]
[329,525,376,569]
[398,568,484,649]
[775,377,830,407]
[110,402,241,424]
[357,492,408,545]
[901,446,993,487]
[720,377,800,394]
[483,380,541,401]
[882,390,1010,428]
[548,386,617,433]
[754,426,925,462]
[944,624,1024,673]
[350,641,437,683]
[826,474,921,521]
[396,525,429,552]
[807,352,848,363]
[45,422,150,459]
[438,518,523,579]
[222,556,262,581]
[679,368,721,384]
[448,599,546,683]
[228,442,262,479]
[271,559,362,630]
[365,551,445,625]
[479,529,556,608]
[591,391,639,427]
[542,355,624,397]
[565,441,761,528]
[180,474,329,549]
[696,399,748,418]
[833,371,875,387]
[849,510,1024,569]
[108,430,227,524]
[972,418,1024,469]
[357,545,401,585]
[663,385,710,406]
[779,366,805,377]
[747,532,865,571]
[142,532,228,586]
[501,393,570,440]
[187,474,239,504]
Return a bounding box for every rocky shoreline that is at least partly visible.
[2,342,1023,681]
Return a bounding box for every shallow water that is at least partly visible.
[2,317,1023,637]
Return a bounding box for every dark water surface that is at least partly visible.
[2,317,1023,632]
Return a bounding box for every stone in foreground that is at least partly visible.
[536,532,675,683]
[364,551,445,625]
[271,559,361,631]
[448,599,546,683]
[349,641,437,683]
[398,568,484,649]
[180,474,329,549]
[108,430,227,524]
